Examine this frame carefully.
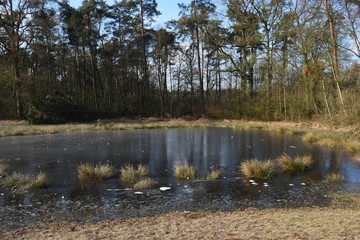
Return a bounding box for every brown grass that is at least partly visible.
[174,163,196,180]
[120,164,149,183]
[0,164,8,176]
[27,172,50,189]
[277,155,313,172]
[205,169,222,180]
[77,163,115,181]
[4,207,360,240]
[133,178,155,189]
[324,173,345,183]
[1,172,30,186]
[240,159,276,180]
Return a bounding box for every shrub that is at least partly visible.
[278,155,313,172]
[324,173,345,183]
[26,90,96,124]
[206,169,222,180]
[120,164,149,183]
[174,163,196,180]
[240,159,276,180]
[134,178,155,189]
[77,163,115,181]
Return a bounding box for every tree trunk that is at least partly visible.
[322,0,346,113]
[195,26,204,106]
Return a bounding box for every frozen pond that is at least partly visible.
[0,128,359,230]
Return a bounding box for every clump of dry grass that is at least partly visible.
[27,171,50,189]
[278,155,313,172]
[174,162,196,180]
[133,178,155,189]
[206,169,222,180]
[240,159,276,180]
[347,142,360,155]
[324,173,345,183]
[1,172,30,186]
[0,164,8,176]
[120,164,149,182]
[0,171,50,191]
[302,132,322,143]
[77,163,115,181]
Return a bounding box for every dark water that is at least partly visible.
[0,128,359,230]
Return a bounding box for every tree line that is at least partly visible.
[0,0,359,123]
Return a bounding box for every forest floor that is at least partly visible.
[1,119,360,239]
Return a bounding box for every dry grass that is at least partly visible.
[174,163,196,180]
[120,164,149,183]
[324,173,345,183]
[133,178,155,189]
[278,155,313,172]
[1,171,50,192]
[330,193,360,210]
[240,159,276,180]
[205,169,222,180]
[6,207,360,240]
[136,164,149,180]
[1,172,30,186]
[77,163,115,181]
[302,130,360,156]
[27,172,50,189]
[0,164,8,176]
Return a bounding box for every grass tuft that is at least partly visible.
[240,159,276,180]
[77,163,115,181]
[27,171,50,189]
[1,172,30,186]
[133,178,155,189]
[120,164,149,182]
[0,164,8,176]
[136,164,149,180]
[1,171,50,192]
[278,155,313,172]
[302,132,321,143]
[324,173,345,183]
[206,169,222,180]
[174,163,196,180]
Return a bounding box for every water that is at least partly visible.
[0,128,359,230]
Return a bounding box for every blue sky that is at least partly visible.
[69,0,193,25]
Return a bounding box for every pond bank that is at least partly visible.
[3,200,360,240]
[1,118,359,160]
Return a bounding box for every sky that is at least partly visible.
[68,0,193,26]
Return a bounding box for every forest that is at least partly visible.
[0,0,359,124]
